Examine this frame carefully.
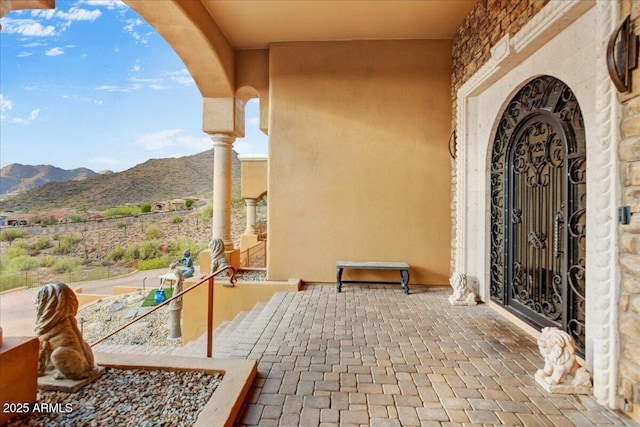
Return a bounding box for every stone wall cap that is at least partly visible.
[238,154,268,161]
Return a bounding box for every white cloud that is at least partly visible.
[176,135,212,152]
[45,47,65,56]
[81,0,127,10]
[131,63,140,72]
[247,117,260,127]
[56,7,102,22]
[165,69,194,86]
[28,109,40,121]
[31,9,56,20]
[0,94,14,114]
[123,18,149,45]
[95,85,131,92]
[0,19,56,36]
[135,130,210,152]
[136,129,181,151]
[17,51,33,57]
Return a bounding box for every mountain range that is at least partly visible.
[0,149,241,212]
[0,164,101,195]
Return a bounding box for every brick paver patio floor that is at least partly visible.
[216,284,638,427]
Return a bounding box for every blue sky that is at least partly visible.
[0,0,267,172]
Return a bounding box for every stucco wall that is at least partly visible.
[267,40,452,284]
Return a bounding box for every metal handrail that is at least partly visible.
[90,265,237,357]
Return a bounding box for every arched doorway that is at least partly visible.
[489,75,587,356]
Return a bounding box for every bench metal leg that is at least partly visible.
[400,269,409,294]
[336,267,344,292]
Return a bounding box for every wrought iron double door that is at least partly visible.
[490,76,586,355]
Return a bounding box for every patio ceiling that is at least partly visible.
[125,0,475,97]
[201,0,476,49]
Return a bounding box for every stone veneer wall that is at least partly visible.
[449,0,548,273]
[450,0,640,409]
[619,0,640,409]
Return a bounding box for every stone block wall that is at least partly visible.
[618,0,640,408]
[449,0,549,272]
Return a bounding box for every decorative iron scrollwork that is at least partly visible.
[490,75,586,357]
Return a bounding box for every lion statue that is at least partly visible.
[208,237,230,274]
[536,327,591,388]
[35,282,97,380]
[448,272,477,305]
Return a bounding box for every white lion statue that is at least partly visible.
[535,327,591,391]
[448,272,477,305]
[35,283,97,380]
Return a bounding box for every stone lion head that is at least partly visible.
[35,282,79,336]
[538,326,575,364]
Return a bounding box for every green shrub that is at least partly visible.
[198,204,213,221]
[10,255,41,272]
[33,236,53,250]
[12,239,31,250]
[115,221,126,229]
[138,257,171,271]
[139,241,162,260]
[103,206,140,217]
[171,215,183,224]
[38,256,56,268]
[145,225,162,240]
[0,228,25,246]
[169,238,206,260]
[185,199,194,209]
[66,214,83,223]
[107,246,126,262]
[51,257,80,273]
[5,246,28,259]
[125,243,140,261]
[55,233,82,255]
[140,203,152,213]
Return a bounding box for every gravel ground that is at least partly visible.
[79,269,267,348]
[78,292,181,348]
[6,369,222,427]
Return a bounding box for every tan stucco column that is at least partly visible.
[211,133,235,250]
[244,198,257,235]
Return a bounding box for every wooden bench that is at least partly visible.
[336,261,410,294]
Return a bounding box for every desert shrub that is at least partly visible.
[115,221,126,229]
[55,233,82,255]
[185,199,194,209]
[0,228,26,246]
[38,256,56,268]
[139,241,162,260]
[10,255,41,272]
[5,246,28,260]
[169,238,206,260]
[103,206,140,218]
[197,204,213,221]
[51,257,80,273]
[107,246,126,262]
[145,225,162,240]
[138,257,171,271]
[66,214,83,223]
[140,203,152,213]
[125,243,140,261]
[12,239,31,250]
[170,215,183,224]
[33,236,53,250]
